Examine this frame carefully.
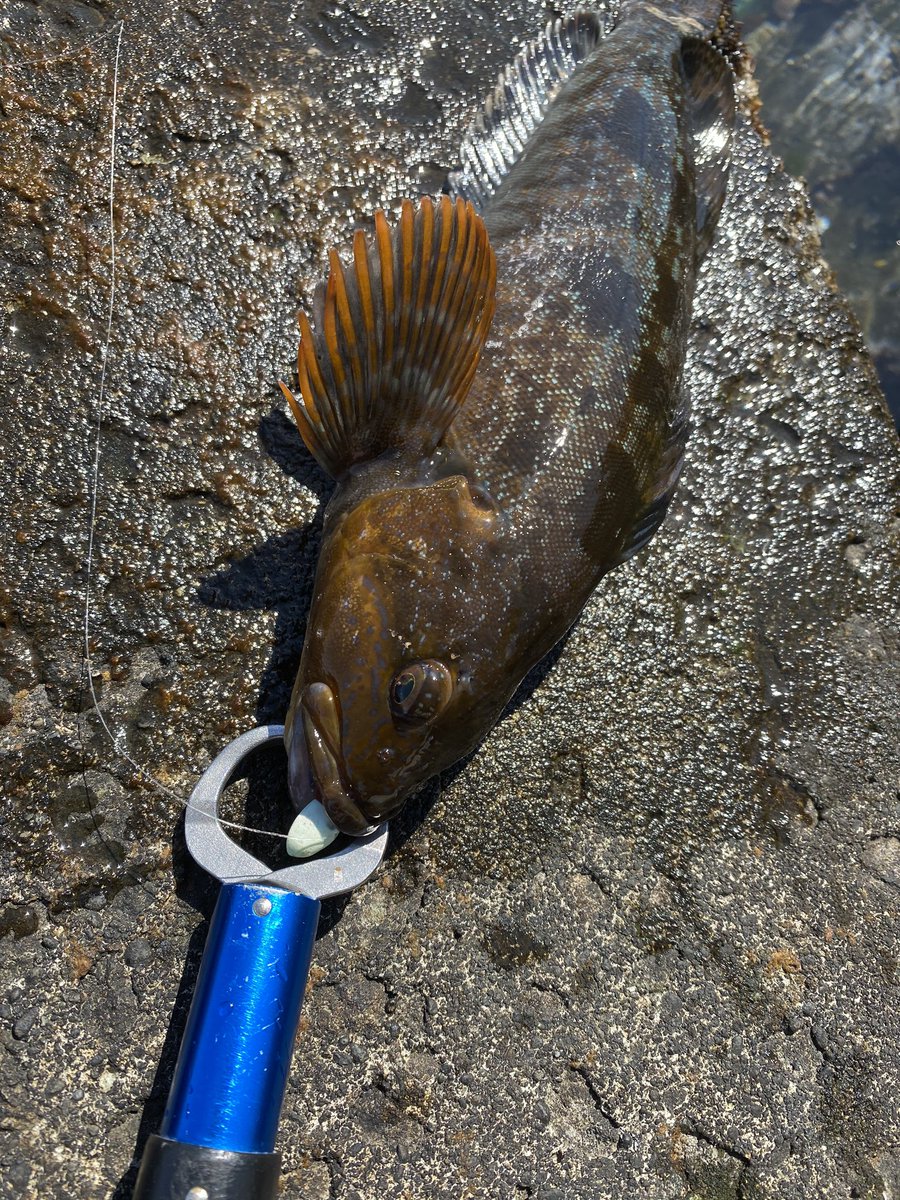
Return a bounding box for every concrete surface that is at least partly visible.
[0,2,898,1197]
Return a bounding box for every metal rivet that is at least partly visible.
[252,897,272,917]
[185,1188,209,1200]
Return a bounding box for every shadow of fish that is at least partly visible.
[280,1,736,832]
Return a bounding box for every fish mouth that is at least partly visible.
[299,682,373,835]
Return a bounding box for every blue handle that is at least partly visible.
[161,883,320,1154]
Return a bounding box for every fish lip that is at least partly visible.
[300,682,373,835]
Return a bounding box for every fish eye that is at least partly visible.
[468,481,494,511]
[389,660,453,723]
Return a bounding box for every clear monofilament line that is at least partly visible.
[78,22,287,843]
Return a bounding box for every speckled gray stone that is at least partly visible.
[0,3,898,1200]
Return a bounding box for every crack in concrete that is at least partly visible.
[680,1123,752,1169]
[570,1062,623,1133]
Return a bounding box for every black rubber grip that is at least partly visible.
[132,1134,280,1200]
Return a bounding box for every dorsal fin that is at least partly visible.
[447,11,611,209]
[681,36,735,261]
[280,196,496,478]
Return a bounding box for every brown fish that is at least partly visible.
[280,1,736,832]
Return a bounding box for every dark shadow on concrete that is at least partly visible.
[258,407,334,500]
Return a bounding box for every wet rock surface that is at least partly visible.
[1,3,898,1199]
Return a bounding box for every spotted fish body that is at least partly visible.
[281,1,736,832]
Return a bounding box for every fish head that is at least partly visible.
[286,473,516,832]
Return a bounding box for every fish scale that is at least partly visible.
[281,1,735,830]
[455,34,697,567]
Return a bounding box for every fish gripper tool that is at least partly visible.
[132,724,388,1200]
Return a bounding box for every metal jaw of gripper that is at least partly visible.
[184,723,389,898]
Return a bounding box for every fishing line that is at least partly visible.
[73,21,289,844]
[0,27,119,70]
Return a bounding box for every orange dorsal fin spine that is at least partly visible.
[280,196,496,478]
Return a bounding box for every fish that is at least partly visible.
[279,0,736,833]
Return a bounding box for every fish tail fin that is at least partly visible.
[624,0,734,39]
[681,36,736,262]
[623,6,736,260]
[281,196,496,479]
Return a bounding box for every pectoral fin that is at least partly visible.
[281,196,496,479]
